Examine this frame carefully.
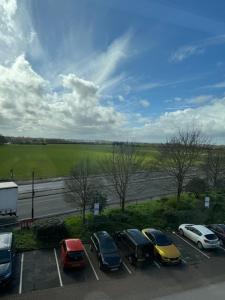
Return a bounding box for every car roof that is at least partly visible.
[192,225,214,234]
[144,228,162,234]
[125,229,150,246]
[64,239,84,252]
[0,232,13,249]
[95,231,113,243]
[0,182,18,189]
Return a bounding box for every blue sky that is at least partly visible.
[0,0,225,143]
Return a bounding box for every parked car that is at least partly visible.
[178,224,220,249]
[206,224,225,245]
[115,229,154,265]
[90,231,122,271]
[0,232,15,285]
[60,239,85,269]
[142,228,181,264]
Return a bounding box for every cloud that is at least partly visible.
[202,81,225,89]
[139,99,150,108]
[0,56,125,137]
[0,0,43,64]
[118,95,125,102]
[170,34,225,62]
[188,95,213,105]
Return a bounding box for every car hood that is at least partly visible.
[156,244,181,258]
[102,252,121,266]
[0,262,11,276]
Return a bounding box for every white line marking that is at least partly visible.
[173,232,210,259]
[83,246,99,281]
[122,261,132,274]
[54,248,63,287]
[153,260,161,269]
[18,253,24,294]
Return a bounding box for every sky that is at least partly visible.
[0,0,225,143]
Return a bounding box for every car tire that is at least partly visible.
[197,241,203,250]
[179,228,184,236]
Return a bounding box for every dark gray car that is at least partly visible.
[0,232,14,285]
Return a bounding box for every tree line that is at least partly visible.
[65,128,225,224]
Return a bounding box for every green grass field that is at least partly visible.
[0,144,158,180]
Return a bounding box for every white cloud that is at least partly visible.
[0,56,125,137]
[170,34,225,62]
[139,99,150,108]
[203,81,225,89]
[118,95,125,102]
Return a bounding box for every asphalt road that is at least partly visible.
[16,171,181,220]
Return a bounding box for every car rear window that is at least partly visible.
[101,238,118,254]
[0,249,10,264]
[154,233,172,246]
[67,251,84,261]
[205,234,217,240]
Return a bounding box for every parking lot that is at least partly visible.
[1,231,225,298]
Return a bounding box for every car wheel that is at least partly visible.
[179,228,184,236]
[197,241,203,250]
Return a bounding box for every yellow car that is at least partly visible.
[142,228,181,264]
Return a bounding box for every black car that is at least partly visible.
[207,224,225,245]
[0,232,15,285]
[90,231,122,271]
[115,229,154,265]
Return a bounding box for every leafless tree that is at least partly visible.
[101,142,144,212]
[203,147,225,188]
[65,157,93,224]
[160,129,206,201]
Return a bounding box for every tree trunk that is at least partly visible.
[82,200,86,224]
[121,196,125,212]
[177,180,183,201]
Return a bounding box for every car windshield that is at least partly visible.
[67,251,84,261]
[155,233,172,246]
[205,234,217,240]
[0,249,10,264]
[101,239,118,254]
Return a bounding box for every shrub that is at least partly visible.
[33,218,68,244]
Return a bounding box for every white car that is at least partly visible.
[178,224,220,249]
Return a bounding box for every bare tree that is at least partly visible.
[160,129,206,201]
[203,147,225,188]
[65,157,93,224]
[101,142,143,212]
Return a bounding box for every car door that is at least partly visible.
[184,226,193,239]
[191,228,202,243]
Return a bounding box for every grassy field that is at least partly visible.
[0,144,158,180]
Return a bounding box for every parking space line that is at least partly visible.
[153,260,161,269]
[122,261,132,274]
[18,253,24,294]
[83,247,99,281]
[172,232,210,259]
[54,248,63,287]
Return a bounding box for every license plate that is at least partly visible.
[111,268,118,271]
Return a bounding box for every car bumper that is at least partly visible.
[203,243,220,249]
[161,257,181,264]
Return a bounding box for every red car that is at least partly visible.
[60,239,86,269]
